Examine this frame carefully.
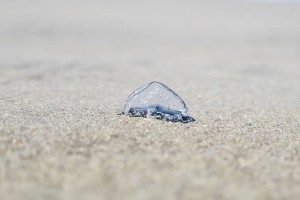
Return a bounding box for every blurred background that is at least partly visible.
[1,0,300,65]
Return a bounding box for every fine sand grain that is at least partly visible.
[1,0,300,199]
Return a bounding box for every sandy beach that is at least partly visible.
[1,0,300,199]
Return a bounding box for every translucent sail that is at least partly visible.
[124,81,195,123]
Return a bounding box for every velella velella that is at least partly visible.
[123,81,195,123]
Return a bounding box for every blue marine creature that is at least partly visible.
[124,81,195,123]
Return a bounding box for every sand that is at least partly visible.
[0,0,300,199]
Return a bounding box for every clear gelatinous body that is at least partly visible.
[124,81,195,123]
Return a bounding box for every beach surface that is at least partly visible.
[1,0,300,199]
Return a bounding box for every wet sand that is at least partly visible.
[1,0,300,199]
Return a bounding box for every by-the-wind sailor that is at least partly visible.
[124,81,195,123]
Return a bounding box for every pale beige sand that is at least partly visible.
[0,0,300,199]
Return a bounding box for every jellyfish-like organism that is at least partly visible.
[124,81,195,123]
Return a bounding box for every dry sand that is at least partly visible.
[0,0,300,199]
